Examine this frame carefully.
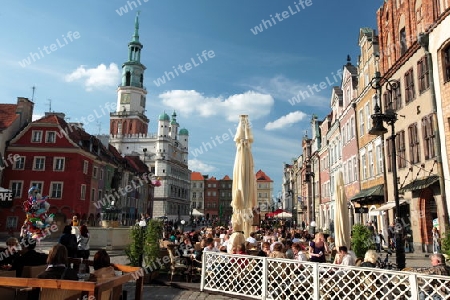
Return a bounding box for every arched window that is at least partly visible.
[125,71,131,86]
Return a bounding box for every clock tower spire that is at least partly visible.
[110,12,148,137]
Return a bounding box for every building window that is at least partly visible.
[193,192,197,199]
[353,157,358,181]
[408,123,420,164]
[45,131,56,143]
[397,130,407,168]
[404,68,416,103]
[417,56,430,93]
[29,182,43,194]
[212,191,216,196]
[376,144,384,174]
[10,181,23,198]
[386,138,393,172]
[365,103,371,132]
[422,115,435,160]
[193,183,197,188]
[13,157,25,170]
[368,149,374,178]
[98,190,102,202]
[83,161,88,174]
[54,157,65,171]
[362,154,367,180]
[400,27,407,55]
[359,110,365,136]
[100,169,104,180]
[383,90,392,111]
[31,130,42,143]
[33,157,45,171]
[93,166,98,178]
[444,45,450,82]
[91,188,96,202]
[6,216,18,229]
[207,191,211,196]
[392,81,402,110]
[351,117,355,138]
[50,182,63,199]
[81,184,86,200]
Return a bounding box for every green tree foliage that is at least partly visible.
[125,224,146,267]
[143,219,164,268]
[351,223,375,258]
[441,229,450,258]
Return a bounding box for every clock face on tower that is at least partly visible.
[120,93,131,104]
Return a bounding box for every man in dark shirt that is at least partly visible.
[12,239,48,277]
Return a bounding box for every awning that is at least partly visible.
[399,175,440,193]
[350,184,384,205]
[372,200,407,212]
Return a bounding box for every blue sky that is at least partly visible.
[1,0,383,193]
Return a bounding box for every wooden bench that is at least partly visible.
[0,262,144,300]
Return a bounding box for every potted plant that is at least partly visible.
[125,219,165,282]
[441,229,450,262]
[143,219,165,281]
[351,223,374,259]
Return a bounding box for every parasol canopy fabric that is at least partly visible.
[334,171,351,249]
[229,115,257,252]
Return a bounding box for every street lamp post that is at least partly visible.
[304,171,315,226]
[369,71,405,270]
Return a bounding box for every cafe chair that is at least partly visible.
[167,244,188,282]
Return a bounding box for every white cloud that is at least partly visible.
[159,90,274,122]
[188,158,217,173]
[264,111,307,130]
[65,63,120,91]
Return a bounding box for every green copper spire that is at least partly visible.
[132,11,140,43]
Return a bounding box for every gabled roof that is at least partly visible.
[256,169,272,181]
[222,175,231,180]
[0,104,19,130]
[191,171,204,181]
[207,176,217,181]
[124,155,148,173]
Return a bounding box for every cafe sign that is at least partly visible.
[0,187,13,208]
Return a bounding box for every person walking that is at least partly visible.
[432,227,441,254]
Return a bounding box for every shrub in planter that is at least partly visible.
[351,223,375,259]
[441,229,450,260]
[125,224,146,267]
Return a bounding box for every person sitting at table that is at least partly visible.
[92,249,115,280]
[411,253,450,300]
[257,241,271,257]
[333,246,355,266]
[285,240,294,259]
[219,234,230,252]
[269,243,286,258]
[359,249,378,268]
[37,244,78,280]
[0,237,21,269]
[203,238,220,253]
[12,238,48,277]
[292,243,307,261]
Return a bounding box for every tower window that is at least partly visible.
[400,28,407,55]
[125,71,131,86]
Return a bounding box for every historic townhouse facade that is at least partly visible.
[428,1,450,233]
[350,28,389,230]
[376,0,448,252]
[218,175,233,224]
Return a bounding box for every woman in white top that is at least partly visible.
[77,225,90,259]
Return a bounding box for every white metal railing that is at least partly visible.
[200,252,450,300]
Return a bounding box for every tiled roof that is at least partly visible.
[256,169,272,181]
[222,175,231,180]
[0,104,19,130]
[124,155,148,173]
[191,171,204,181]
